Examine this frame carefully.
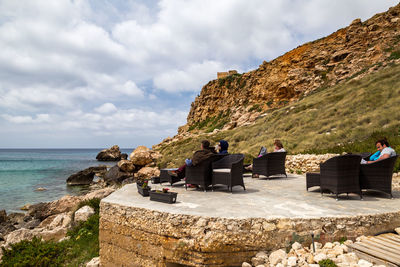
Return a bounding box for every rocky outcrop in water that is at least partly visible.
[66,166,107,185]
[96,145,122,161]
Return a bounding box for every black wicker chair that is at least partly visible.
[360,155,398,198]
[211,154,245,192]
[185,154,226,191]
[252,152,287,178]
[319,154,362,200]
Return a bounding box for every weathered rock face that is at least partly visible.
[178,3,400,135]
[66,166,107,185]
[117,160,135,173]
[129,146,161,166]
[28,195,81,221]
[74,206,95,223]
[0,210,6,223]
[104,165,132,184]
[134,167,160,181]
[96,145,122,161]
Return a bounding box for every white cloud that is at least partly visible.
[2,113,51,124]
[95,103,118,114]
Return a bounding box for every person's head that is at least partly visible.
[375,138,389,152]
[201,140,210,150]
[219,140,229,152]
[274,139,283,150]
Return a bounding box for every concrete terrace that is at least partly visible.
[103,174,400,219]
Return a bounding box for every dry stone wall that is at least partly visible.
[99,201,400,267]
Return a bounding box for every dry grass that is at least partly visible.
[156,64,400,168]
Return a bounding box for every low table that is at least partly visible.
[160,168,182,185]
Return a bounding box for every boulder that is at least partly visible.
[39,213,72,230]
[67,166,107,185]
[117,160,136,173]
[7,212,25,225]
[395,227,400,235]
[74,206,95,222]
[0,222,16,236]
[0,210,7,223]
[121,153,128,160]
[96,145,122,161]
[5,228,35,245]
[135,167,160,181]
[129,146,161,166]
[86,257,100,267]
[269,249,287,265]
[28,195,81,221]
[82,187,116,201]
[104,165,132,184]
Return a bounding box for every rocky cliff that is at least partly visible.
[181,3,400,134]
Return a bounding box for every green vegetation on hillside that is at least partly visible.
[156,64,400,171]
[1,199,101,266]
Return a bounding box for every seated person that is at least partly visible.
[169,140,216,179]
[245,139,285,171]
[369,150,381,161]
[363,138,396,164]
[216,140,229,154]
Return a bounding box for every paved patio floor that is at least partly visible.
[103,174,400,219]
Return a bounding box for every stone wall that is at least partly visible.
[99,201,400,267]
[286,154,339,173]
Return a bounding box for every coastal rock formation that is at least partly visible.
[66,166,107,185]
[28,195,81,221]
[104,165,132,184]
[134,166,160,181]
[129,146,161,166]
[74,206,95,223]
[0,210,6,223]
[117,160,135,173]
[167,3,400,139]
[96,145,122,161]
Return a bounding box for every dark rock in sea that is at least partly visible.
[27,203,48,221]
[121,153,128,160]
[67,166,107,186]
[96,145,122,161]
[104,166,133,184]
[0,210,7,223]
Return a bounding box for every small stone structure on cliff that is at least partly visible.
[217,70,237,79]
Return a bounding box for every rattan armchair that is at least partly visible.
[359,155,398,198]
[185,154,226,191]
[319,154,362,200]
[211,154,245,192]
[252,152,287,178]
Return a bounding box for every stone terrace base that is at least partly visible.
[100,174,400,267]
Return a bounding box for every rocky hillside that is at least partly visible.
[180,3,400,134]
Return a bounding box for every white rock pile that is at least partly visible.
[242,239,384,267]
[286,154,339,174]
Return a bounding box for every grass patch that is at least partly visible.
[1,199,101,266]
[389,50,400,60]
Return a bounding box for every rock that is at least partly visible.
[82,187,116,201]
[96,145,122,161]
[104,165,132,184]
[74,206,95,222]
[0,222,16,236]
[86,257,100,267]
[39,213,72,230]
[28,195,81,221]
[37,227,68,241]
[35,187,47,191]
[269,249,287,265]
[251,256,265,266]
[67,166,107,185]
[7,212,25,225]
[20,204,31,210]
[130,146,161,166]
[242,263,252,267]
[121,153,128,160]
[24,219,41,229]
[314,253,327,263]
[135,167,160,181]
[292,241,302,250]
[117,160,136,173]
[5,228,35,245]
[0,210,7,223]
[323,242,334,249]
[287,256,297,266]
[395,227,400,235]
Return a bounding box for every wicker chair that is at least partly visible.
[185,154,226,191]
[252,152,287,178]
[211,154,245,192]
[359,155,398,198]
[159,168,181,185]
[319,154,362,200]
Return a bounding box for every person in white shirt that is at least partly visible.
[366,138,396,164]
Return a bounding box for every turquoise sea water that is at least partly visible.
[0,148,132,213]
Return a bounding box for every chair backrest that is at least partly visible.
[186,154,226,186]
[320,154,361,183]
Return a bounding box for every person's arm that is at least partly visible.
[367,151,390,163]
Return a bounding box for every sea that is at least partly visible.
[0,148,133,213]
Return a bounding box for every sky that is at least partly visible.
[0,0,398,148]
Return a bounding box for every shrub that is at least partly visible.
[319,259,337,267]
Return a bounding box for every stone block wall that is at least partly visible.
[99,201,400,267]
